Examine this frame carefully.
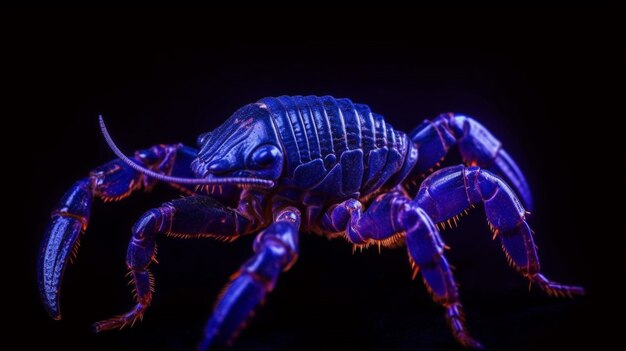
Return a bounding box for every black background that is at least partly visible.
[4,7,623,351]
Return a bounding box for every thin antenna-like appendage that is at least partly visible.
[98,115,274,188]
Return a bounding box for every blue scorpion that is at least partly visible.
[39,96,584,349]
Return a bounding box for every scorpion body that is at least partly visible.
[261,96,415,198]
[238,96,417,229]
[39,96,584,349]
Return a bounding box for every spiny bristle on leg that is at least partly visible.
[350,234,406,253]
[151,243,159,264]
[500,243,517,269]
[69,232,83,264]
[435,208,472,232]
[408,254,420,280]
[492,229,500,240]
[487,219,498,238]
[380,232,406,248]
[148,270,155,293]
[166,231,239,242]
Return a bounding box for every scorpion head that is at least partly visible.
[99,104,278,189]
[192,103,283,185]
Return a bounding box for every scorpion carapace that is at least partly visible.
[39,95,584,349]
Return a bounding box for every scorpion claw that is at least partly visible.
[39,143,199,322]
[38,178,92,320]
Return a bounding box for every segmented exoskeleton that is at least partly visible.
[39,96,583,349]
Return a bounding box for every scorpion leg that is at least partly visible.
[322,192,483,348]
[94,195,258,332]
[39,144,197,319]
[200,207,300,350]
[402,205,484,349]
[415,165,585,297]
[409,113,533,209]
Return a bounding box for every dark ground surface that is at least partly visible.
[3,7,623,351]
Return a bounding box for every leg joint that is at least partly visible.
[131,206,173,239]
[135,144,181,175]
[254,222,299,269]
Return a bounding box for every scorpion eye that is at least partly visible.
[250,144,281,168]
[196,132,212,147]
